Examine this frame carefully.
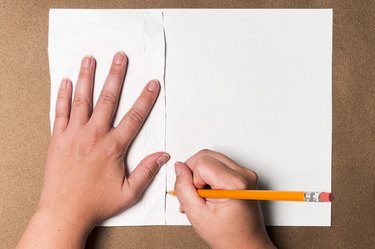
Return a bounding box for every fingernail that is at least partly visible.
[60,78,68,89]
[175,162,183,176]
[179,206,185,214]
[114,52,124,65]
[156,154,170,167]
[82,56,91,68]
[147,80,158,92]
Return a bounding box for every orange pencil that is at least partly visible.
[167,190,333,202]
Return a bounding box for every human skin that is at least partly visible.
[16,52,169,249]
[174,149,276,249]
[17,52,275,249]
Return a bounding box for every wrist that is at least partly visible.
[16,208,92,249]
[33,206,93,242]
[36,195,97,233]
[211,240,275,249]
[251,238,276,249]
[243,232,276,249]
[209,231,275,249]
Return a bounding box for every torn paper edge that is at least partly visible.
[142,11,167,224]
[161,11,168,225]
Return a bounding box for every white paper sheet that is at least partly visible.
[163,9,332,226]
[49,9,332,226]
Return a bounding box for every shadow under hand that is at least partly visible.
[85,227,106,249]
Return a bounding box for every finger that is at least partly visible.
[69,56,95,127]
[174,162,206,213]
[179,206,185,214]
[186,149,257,181]
[53,78,72,134]
[186,149,241,171]
[90,51,127,130]
[112,80,160,147]
[124,152,169,204]
[192,156,253,190]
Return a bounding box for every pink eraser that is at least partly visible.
[320,192,333,202]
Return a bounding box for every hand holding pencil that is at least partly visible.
[174,149,276,249]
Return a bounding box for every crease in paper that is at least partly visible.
[141,11,167,223]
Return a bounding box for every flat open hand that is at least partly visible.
[16,52,169,249]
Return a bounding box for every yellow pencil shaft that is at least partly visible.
[168,190,305,201]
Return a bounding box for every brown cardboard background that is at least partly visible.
[1,0,374,248]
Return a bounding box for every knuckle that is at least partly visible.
[109,65,125,76]
[195,155,210,167]
[79,69,93,79]
[174,180,190,195]
[174,182,184,194]
[56,94,71,105]
[140,165,157,182]
[50,135,66,149]
[83,126,101,145]
[249,169,258,182]
[99,90,117,105]
[106,141,123,156]
[55,110,66,118]
[127,109,144,124]
[57,90,68,99]
[73,96,90,107]
[233,175,250,189]
[196,149,211,156]
[195,155,216,169]
[245,168,258,186]
[126,191,140,204]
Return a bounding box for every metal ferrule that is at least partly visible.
[304,192,321,202]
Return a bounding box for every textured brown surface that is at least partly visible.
[1,0,374,248]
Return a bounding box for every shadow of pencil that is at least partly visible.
[257,180,280,247]
[257,180,274,226]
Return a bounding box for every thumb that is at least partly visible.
[174,162,205,213]
[125,152,169,203]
